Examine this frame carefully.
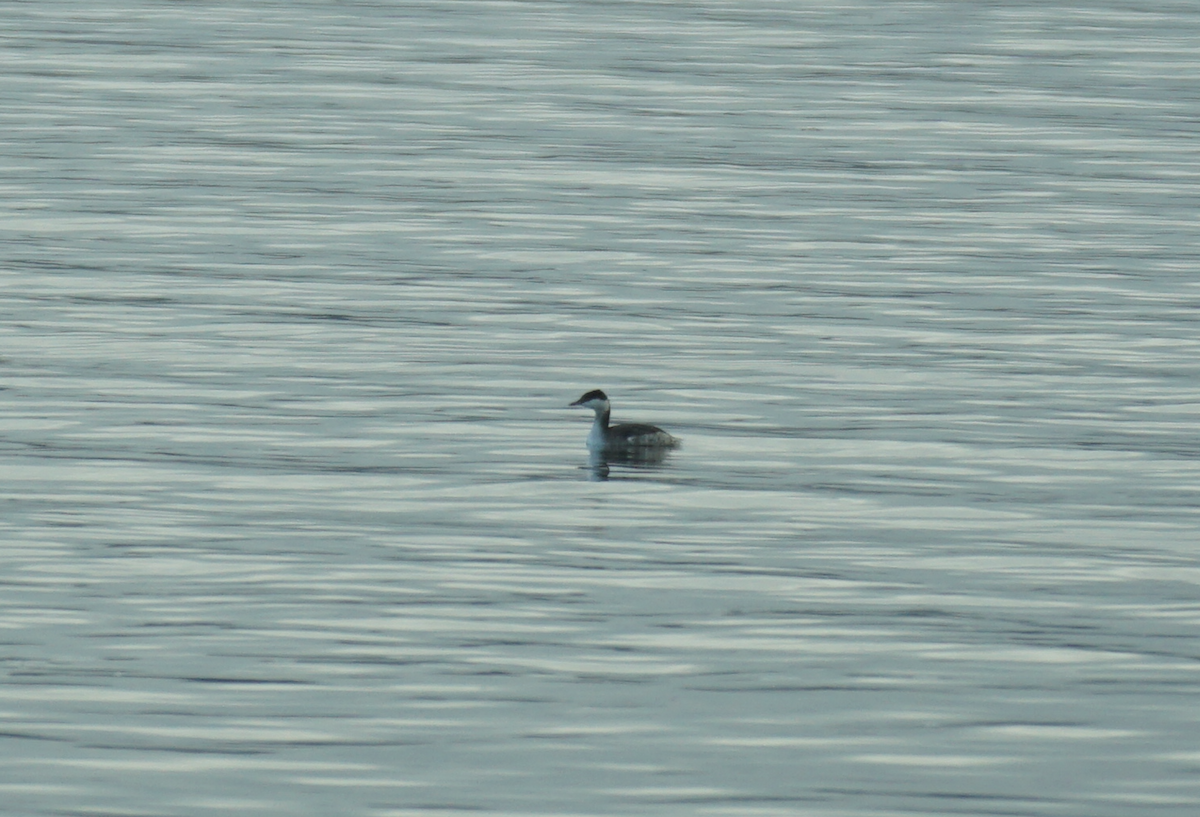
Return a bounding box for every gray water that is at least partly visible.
[3,2,1200,815]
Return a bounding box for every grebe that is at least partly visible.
[569,389,680,451]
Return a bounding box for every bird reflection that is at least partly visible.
[583,445,676,481]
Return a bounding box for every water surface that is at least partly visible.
[2,2,1200,815]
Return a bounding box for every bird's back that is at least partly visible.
[607,422,679,449]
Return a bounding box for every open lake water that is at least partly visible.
[3,2,1199,815]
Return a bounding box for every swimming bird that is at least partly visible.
[569,389,679,451]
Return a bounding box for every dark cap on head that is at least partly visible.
[570,389,608,406]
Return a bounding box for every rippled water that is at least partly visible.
[3,2,1200,815]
